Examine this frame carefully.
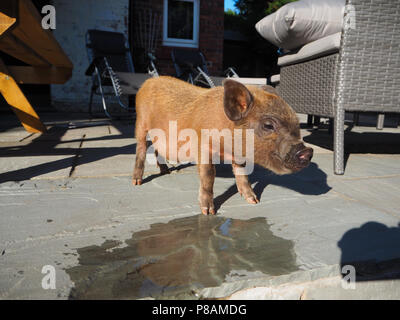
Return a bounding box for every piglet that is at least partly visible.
[133,76,313,215]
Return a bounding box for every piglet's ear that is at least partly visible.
[223,79,254,121]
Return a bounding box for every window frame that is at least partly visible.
[162,0,200,48]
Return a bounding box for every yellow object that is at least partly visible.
[0,11,16,36]
[0,0,73,133]
[0,71,46,133]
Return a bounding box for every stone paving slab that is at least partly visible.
[1,172,399,299]
[0,126,37,143]
[295,153,400,180]
[327,175,400,219]
[72,138,137,178]
[0,140,80,181]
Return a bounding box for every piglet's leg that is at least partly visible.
[197,164,216,215]
[132,132,147,185]
[232,162,259,204]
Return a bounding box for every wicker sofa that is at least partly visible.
[276,0,400,174]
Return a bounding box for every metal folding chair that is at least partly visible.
[85,29,153,118]
[171,49,217,88]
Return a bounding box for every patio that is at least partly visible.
[1,112,399,299]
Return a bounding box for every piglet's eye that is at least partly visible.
[262,122,275,131]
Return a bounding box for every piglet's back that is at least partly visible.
[136,76,206,115]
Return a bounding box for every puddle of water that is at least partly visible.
[66,215,298,299]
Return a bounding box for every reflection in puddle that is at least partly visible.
[66,215,298,299]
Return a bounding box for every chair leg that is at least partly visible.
[353,112,359,125]
[95,72,112,119]
[328,118,333,135]
[99,84,111,119]
[334,110,345,175]
[376,113,385,130]
[307,115,313,127]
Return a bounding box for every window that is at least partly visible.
[163,0,199,48]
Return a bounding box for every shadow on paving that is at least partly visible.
[212,162,331,212]
[338,222,400,282]
[0,120,136,183]
[303,126,400,171]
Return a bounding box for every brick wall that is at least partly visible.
[131,0,224,76]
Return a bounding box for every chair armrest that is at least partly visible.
[85,57,105,76]
[85,59,97,76]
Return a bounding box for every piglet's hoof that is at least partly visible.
[132,178,142,186]
[201,206,216,216]
[245,196,259,204]
[238,189,259,204]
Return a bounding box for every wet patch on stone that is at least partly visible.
[66,215,298,299]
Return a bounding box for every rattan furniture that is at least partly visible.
[277,0,400,174]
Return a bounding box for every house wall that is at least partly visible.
[51,0,129,112]
[50,0,223,112]
[131,0,224,76]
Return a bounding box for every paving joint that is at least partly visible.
[68,134,86,178]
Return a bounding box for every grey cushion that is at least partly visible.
[270,74,280,84]
[255,0,345,50]
[211,77,267,87]
[278,32,341,66]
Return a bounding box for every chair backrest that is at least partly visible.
[171,49,208,78]
[86,29,135,73]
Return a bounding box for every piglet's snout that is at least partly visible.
[296,147,313,166]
